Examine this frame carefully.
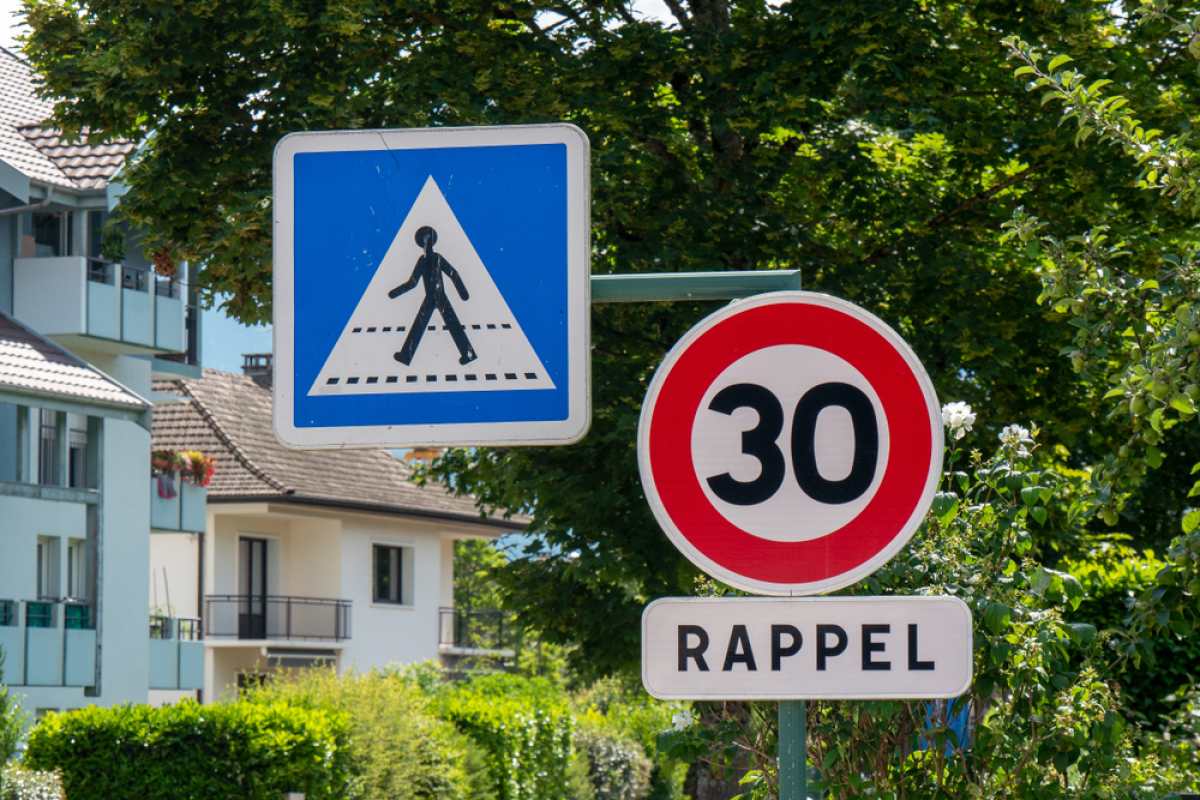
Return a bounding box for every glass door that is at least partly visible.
[238,538,267,639]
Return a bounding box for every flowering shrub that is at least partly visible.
[656,409,1200,799]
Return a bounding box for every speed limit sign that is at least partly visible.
[637,292,943,596]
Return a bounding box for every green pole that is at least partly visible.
[590,269,801,303]
[778,700,806,800]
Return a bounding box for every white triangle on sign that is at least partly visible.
[309,176,556,397]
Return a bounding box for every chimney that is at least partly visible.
[242,353,273,390]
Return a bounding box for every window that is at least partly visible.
[373,545,403,604]
[66,539,86,598]
[68,414,88,488]
[36,536,58,599]
[32,212,71,257]
[88,210,103,258]
[38,409,57,485]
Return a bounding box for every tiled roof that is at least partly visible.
[0,310,149,408]
[0,47,132,191]
[152,369,518,529]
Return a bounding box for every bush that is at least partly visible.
[245,666,470,799]
[23,699,351,800]
[570,678,688,800]
[435,673,573,800]
[1065,544,1200,726]
[573,727,651,800]
[0,767,63,800]
[0,648,29,763]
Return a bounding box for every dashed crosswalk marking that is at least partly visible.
[309,176,555,397]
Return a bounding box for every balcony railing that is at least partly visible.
[438,607,517,652]
[0,599,96,687]
[13,256,185,353]
[205,595,351,642]
[148,615,204,691]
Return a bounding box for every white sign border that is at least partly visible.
[273,124,591,449]
[637,291,944,597]
[641,596,974,700]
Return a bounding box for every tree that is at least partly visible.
[23,0,1200,675]
[997,2,1200,661]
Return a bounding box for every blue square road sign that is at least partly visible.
[273,124,591,448]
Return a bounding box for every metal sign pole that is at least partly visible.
[778,700,806,800]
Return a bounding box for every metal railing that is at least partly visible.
[63,600,93,630]
[0,599,93,630]
[26,601,54,629]
[150,615,202,640]
[205,595,351,642]
[121,265,148,292]
[86,258,114,285]
[154,275,181,299]
[438,607,516,652]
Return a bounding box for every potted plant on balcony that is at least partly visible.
[100,223,125,263]
[179,451,216,488]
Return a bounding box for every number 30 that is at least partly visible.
[705,382,879,506]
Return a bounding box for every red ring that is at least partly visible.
[647,302,933,586]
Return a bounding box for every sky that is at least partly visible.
[0,0,675,374]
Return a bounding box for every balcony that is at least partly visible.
[438,607,516,659]
[205,596,351,642]
[12,257,184,355]
[148,616,204,691]
[0,599,96,687]
[150,477,206,532]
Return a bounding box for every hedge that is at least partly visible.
[23,699,351,800]
[436,674,573,800]
[0,767,64,800]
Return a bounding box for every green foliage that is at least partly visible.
[1065,544,1200,727]
[0,767,64,800]
[99,223,125,263]
[455,540,507,613]
[658,426,1199,799]
[22,699,352,800]
[244,666,469,800]
[1000,9,1200,652]
[570,678,689,800]
[572,727,652,800]
[434,673,574,800]
[0,649,29,765]
[32,0,1200,674]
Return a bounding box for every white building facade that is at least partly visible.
[150,363,518,702]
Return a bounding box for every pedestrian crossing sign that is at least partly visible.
[273,125,591,449]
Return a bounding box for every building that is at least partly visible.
[0,45,204,715]
[150,357,519,702]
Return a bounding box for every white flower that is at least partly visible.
[941,402,976,440]
[672,711,694,732]
[998,424,1033,446]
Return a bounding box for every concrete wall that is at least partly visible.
[0,496,87,604]
[94,412,150,706]
[148,533,200,618]
[337,514,446,673]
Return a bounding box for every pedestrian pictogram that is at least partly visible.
[273,124,590,449]
[309,176,555,397]
[391,225,476,366]
[637,292,943,596]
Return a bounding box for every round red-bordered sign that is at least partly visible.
[637,292,943,596]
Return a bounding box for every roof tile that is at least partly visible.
[152,369,517,528]
[0,310,149,407]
